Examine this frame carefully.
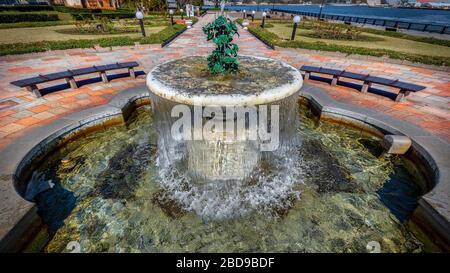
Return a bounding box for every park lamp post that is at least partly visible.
[318,0,325,20]
[243,9,246,19]
[180,8,183,20]
[169,9,174,25]
[291,15,301,41]
[135,10,146,37]
[252,10,255,22]
[261,12,267,28]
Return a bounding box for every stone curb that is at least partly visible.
[0,86,149,252]
[301,83,449,250]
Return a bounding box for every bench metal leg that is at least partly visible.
[361,81,371,93]
[66,77,78,89]
[26,85,41,97]
[331,76,339,86]
[129,67,136,78]
[100,71,109,83]
[395,90,411,102]
[304,72,310,80]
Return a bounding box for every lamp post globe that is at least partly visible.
[135,10,146,37]
[169,9,174,25]
[291,16,301,41]
[135,11,143,20]
[261,12,267,28]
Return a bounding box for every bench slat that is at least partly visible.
[391,81,426,91]
[11,76,47,87]
[365,76,397,86]
[10,62,140,96]
[40,71,72,81]
[118,61,139,68]
[70,67,98,76]
[300,65,321,73]
[340,71,369,81]
[319,67,342,76]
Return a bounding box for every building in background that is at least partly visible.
[63,0,120,9]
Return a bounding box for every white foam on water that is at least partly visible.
[155,148,304,220]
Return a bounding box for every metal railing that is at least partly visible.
[271,8,450,35]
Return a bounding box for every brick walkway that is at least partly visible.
[0,13,449,150]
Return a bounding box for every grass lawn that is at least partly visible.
[0,24,166,43]
[267,23,450,58]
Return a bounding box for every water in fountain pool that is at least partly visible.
[26,105,434,252]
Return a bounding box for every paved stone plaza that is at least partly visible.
[0,13,449,151]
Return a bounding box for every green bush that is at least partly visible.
[361,27,450,48]
[0,24,185,56]
[0,5,54,12]
[247,26,277,48]
[71,12,135,21]
[296,19,450,47]
[279,39,450,66]
[53,6,102,14]
[0,13,60,23]
[0,21,73,29]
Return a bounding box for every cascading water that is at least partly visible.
[146,56,304,220]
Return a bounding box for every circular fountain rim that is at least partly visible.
[146,55,303,106]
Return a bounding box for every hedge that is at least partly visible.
[0,13,60,24]
[0,5,54,12]
[0,21,74,29]
[0,24,186,56]
[71,12,135,21]
[0,5,132,14]
[53,6,103,14]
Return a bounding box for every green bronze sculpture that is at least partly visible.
[202,15,240,75]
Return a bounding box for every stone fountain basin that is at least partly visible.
[146,55,303,106]
[146,55,303,182]
[0,80,448,251]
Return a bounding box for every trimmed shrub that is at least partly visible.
[0,13,59,23]
[53,6,102,14]
[0,21,73,29]
[71,12,135,21]
[0,5,54,12]
[0,24,186,56]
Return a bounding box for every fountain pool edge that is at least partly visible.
[0,83,448,252]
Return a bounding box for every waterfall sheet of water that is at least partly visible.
[150,92,304,220]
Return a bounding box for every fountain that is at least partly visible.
[146,16,303,219]
[4,16,445,253]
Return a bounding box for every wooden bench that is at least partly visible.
[10,61,139,97]
[300,65,426,102]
